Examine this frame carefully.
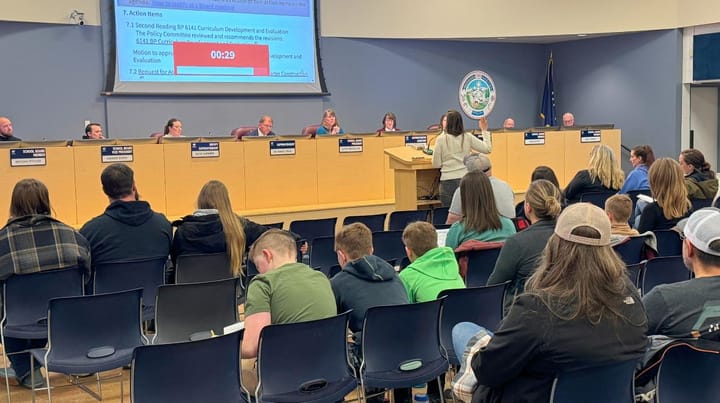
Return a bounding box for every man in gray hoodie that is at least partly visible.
[331,223,409,334]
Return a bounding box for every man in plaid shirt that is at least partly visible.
[0,179,90,389]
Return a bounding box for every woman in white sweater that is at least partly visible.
[431,110,492,207]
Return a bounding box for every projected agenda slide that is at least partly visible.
[113,0,318,91]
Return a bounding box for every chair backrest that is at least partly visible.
[93,257,167,320]
[302,124,321,136]
[132,331,247,402]
[46,289,146,366]
[231,126,256,139]
[149,132,164,138]
[437,283,509,365]
[641,256,691,296]
[613,236,647,265]
[388,210,429,231]
[626,189,651,213]
[372,230,406,266]
[175,252,233,284]
[154,278,239,344]
[655,344,720,402]
[653,230,683,257]
[257,312,356,402]
[264,222,284,229]
[579,191,616,208]
[309,236,339,277]
[343,213,387,233]
[289,218,338,243]
[361,300,446,380]
[465,247,503,287]
[431,207,449,226]
[550,359,637,403]
[691,197,713,211]
[2,266,85,337]
[427,124,441,131]
[625,262,644,289]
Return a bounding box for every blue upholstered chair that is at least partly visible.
[549,359,637,403]
[30,289,147,401]
[343,213,387,233]
[256,311,357,402]
[132,330,249,402]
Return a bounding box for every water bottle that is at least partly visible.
[412,383,428,402]
[413,393,430,403]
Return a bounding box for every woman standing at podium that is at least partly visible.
[431,110,492,207]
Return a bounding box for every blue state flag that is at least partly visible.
[539,54,556,127]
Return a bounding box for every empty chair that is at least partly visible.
[549,359,637,403]
[302,124,321,136]
[641,256,691,296]
[231,126,257,139]
[578,191,616,208]
[132,330,249,402]
[289,217,337,243]
[343,213,387,233]
[655,343,720,402]
[93,257,167,321]
[30,289,147,401]
[175,252,233,284]
[653,230,683,257]
[437,282,509,365]
[613,236,647,265]
[465,247,503,287]
[432,207,450,226]
[359,299,448,399]
[256,312,357,402]
[309,236,339,277]
[153,278,239,344]
[372,230,406,266]
[388,210,429,231]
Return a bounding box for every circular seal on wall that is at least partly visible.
[458,71,496,119]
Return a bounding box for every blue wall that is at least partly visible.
[0,19,684,167]
[552,30,683,165]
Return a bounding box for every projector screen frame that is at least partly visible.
[103,0,330,97]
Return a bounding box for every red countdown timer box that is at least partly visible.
[173,42,270,76]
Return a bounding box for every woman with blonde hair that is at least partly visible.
[488,179,562,306]
[444,171,515,249]
[432,110,492,207]
[172,180,282,277]
[564,144,625,203]
[637,158,692,233]
[452,203,647,402]
[315,108,344,135]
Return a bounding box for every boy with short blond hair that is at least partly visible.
[605,194,640,237]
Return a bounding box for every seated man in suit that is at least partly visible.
[80,163,172,267]
[242,229,336,392]
[247,115,276,137]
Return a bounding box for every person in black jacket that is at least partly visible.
[452,203,647,403]
[172,180,304,276]
[80,163,172,267]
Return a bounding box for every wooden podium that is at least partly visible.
[384,146,440,210]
